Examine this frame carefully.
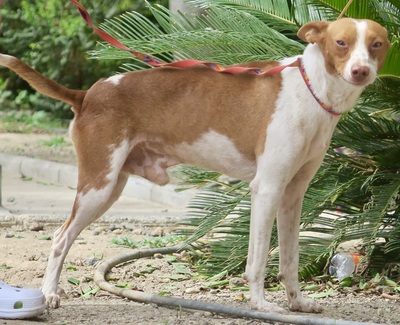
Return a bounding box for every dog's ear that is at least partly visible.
[297,21,330,44]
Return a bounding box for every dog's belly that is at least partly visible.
[170,130,256,181]
[123,130,256,185]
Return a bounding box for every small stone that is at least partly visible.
[5,232,14,238]
[108,224,117,232]
[234,292,246,301]
[70,290,81,298]
[229,277,246,287]
[123,224,135,231]
[93,230,101,236]
[28,255,38,261]
[153,253,164,259]
[29,222,44,232]
[84,256,100,266]
[185,287,200,294]
[112,229,123,235]
[132,228,143,235]
[36,272,45,278]
[150,227,164,237]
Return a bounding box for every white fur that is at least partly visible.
[0,54,14,66]
[105,74,125,85]
[108,140,130,179]
[293,46,363,114]
[244,20,382,312]
[245,53,340,312]
[172,130,255,181]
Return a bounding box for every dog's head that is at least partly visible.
[297,18,391,86]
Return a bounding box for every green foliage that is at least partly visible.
[112,235,185,249]
[0,110,68,132]
[0,0,167,118]
[90,1,304,70]
[179,175,253,276]
[39,136,70,147]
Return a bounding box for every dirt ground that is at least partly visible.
[1,224,399,325]
[0,132,399,325]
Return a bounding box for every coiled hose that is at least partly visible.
[94,245,380,325]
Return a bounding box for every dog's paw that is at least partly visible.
[45,287,66,309]
[288,297,323,313]
[45,293,61,309]
[251,300,287,314]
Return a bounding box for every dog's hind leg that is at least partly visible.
[42,141,130,308]
[276,157,324,313]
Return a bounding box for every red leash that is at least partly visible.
[69,0,299,76]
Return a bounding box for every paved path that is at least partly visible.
[0,153,194,227]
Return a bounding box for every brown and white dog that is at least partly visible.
[0,18,390,313]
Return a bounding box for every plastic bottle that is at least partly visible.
[329,252,360,281]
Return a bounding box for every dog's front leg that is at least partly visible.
[277,157,325,313]
[245,175,286,313]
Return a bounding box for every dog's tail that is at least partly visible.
[0,54,86,112]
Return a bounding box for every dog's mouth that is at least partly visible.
[339,73,373,87]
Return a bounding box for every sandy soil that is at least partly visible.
[0,224,399,325]
[0,132,399,324]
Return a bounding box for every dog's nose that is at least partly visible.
[351,65,370,82]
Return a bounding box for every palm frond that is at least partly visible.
[361,175,400,255]
[380,38,400,78]
[303,0,380,20]
[187,0,298,33]
[90,4,303,70]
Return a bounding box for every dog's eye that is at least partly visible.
[336,40,347,47]
[372,41,383,49]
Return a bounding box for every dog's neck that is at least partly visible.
[301,44,365,114]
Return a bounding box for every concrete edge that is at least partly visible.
[0,153,196,209]
[0,213,185,229]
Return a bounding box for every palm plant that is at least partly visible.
[89,0,400,279]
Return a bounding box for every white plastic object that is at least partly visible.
[0,281,46,319]
[329,252,358,281]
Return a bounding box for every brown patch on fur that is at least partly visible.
[80,61,282,163]
[70,120,125,192]
[365,20,391,70]
[2,53,283,185]
[60,197,80,233]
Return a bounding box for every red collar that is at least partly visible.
[297,58,341,116]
